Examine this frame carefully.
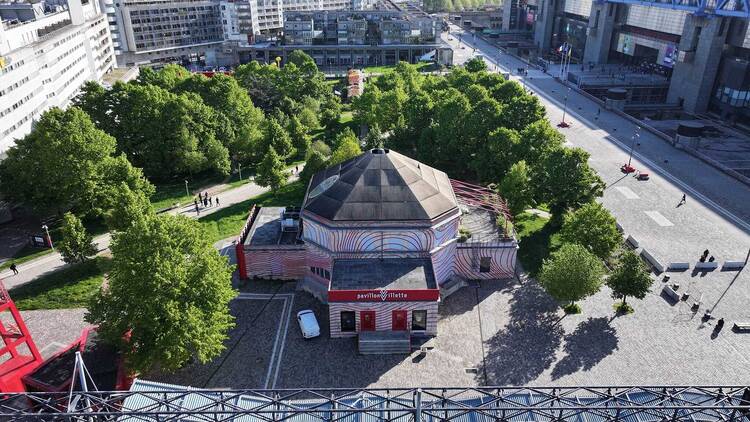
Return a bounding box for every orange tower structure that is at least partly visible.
[0,279,42,392]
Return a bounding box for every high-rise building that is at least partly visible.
[0,0,115,155]
[105,0,375,67]
[531,0,750,119]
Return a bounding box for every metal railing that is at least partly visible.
[1,386,749,421]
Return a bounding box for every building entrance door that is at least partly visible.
[392,310,407,331]
[360,311,376,331]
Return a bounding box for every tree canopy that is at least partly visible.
[560,202,622,260]
[539,243,604,309]
[607,250,653,308]
[58,212,97,264]
[86,211,236,374]
[0,107,153,217]
[255,147,287,191]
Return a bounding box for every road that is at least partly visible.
[0,169,303,290]
[443,24,750,268]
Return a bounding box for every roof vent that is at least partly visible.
[371,148,386,154]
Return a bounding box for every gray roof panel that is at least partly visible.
[303,150,458,222]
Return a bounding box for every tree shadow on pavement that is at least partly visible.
[479,280,564,385]
[551,317,619,380]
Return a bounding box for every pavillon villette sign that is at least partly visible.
[328,289,440,302]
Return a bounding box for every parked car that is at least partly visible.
[297,310,320,339]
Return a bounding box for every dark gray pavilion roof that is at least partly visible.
[302,149,458,222]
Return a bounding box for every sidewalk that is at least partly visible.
[0,167,303,290]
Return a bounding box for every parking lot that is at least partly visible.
[145,266,750,389]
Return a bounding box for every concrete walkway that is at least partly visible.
[0,168,303,290]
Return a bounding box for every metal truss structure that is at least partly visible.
[602,0,750,18]
[449,179,514,237]
[1,386,749,421]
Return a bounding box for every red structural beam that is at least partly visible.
[449,179,514,237]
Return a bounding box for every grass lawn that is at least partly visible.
[515,211,563,277]
[9,256,111,310]
[363,62,439,74]
[199,181,307,243]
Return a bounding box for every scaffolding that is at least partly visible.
[1,385,749,421]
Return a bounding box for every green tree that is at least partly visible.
[364,123,383,150]
[298,97,321,130]
[86,213,236,374]
[320,95,342,129]
[532,147,605,219]
[560,202,621,260]
[352,84,381,127]
[471,127,518,184]
[256,147,287,190]
[300,150,329,185]
[104,183,155,232]
[136,64,189,91]
[288,115,311,158]
[465,57,488,73]
[539,243,604,313]
[607,250,653,311]
[329,129,362,165]
[499,160,533,216]
[516,120,565,165]
[309,140,332,157]
[58,212,97,264]
[263,117,294,159]
[500,95,546,131]
[0,107,153,217]
[72,81,108,128]
[176,74,265,163]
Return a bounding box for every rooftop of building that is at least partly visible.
[244,206,303,247]
[302,149,458,223]
[330,258,437,291]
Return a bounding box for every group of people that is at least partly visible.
[194,192,219,216]
[699,249,715,263]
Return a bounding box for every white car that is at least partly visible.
[297,310,321,339]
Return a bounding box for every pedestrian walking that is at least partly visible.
[295,165,299,174]
[195,204,200,216]
[9,263,18,275]
[209,196,213,207]
[596,108,601,117]
[203,197,208,207]
[680,193,686,205]
[216,197,220,207]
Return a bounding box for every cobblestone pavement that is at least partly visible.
[20,308,91,358]
[130,265,749,389]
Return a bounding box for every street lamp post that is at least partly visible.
[184,180,189,197]
[42,224,53,249]
[238,163,243,180]
[627,126,641,167]
[558,87,572,128]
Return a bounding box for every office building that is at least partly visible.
[0,0,115,155]
[530,0,750,120]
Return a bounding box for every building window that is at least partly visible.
[412,310,427,331]
[479,257,491,273]
[341,311,356,332]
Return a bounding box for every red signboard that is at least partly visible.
[328,289,440,302]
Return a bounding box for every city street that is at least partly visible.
[444,24,750,269]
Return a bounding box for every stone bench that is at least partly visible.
[723,261,746,271]
[733,322,750,332]
[661,284,680,303]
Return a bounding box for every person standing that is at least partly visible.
[9,263,18,275]
[209,196,213,207]
[203,196,208,207]
[216,197,220,207]
[195,203,200,216]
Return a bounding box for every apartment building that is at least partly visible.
[0,0,115,155]
[103,0,228,66]
[239,9,450,68]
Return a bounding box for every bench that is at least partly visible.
[661,285,680,303]
[733,322,750,332]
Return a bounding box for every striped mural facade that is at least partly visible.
[302,216,459,254]
[328,301,439,338]
[454,243,517,280]
[430,241,457,286]
[245,247,307,280]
